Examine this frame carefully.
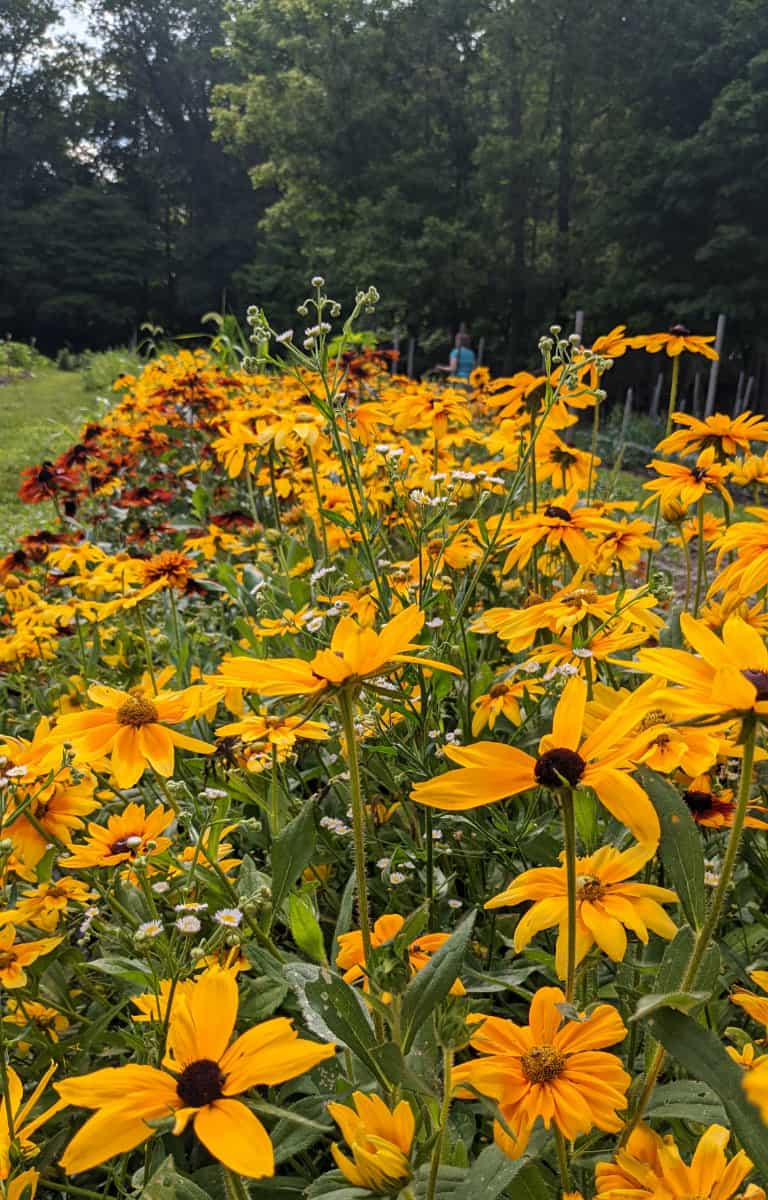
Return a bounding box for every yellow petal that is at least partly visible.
[193,1099,274,1179]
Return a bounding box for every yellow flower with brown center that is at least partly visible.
[55,968,336,1178]
[471,676,544,735]
[411,675,661,844]
[656,411,768,459]
[486,841,678,976]
[51,683,214,788]
[327,1091,415,1192]
[643,446,732,512]
[62,801,172,870]
[0,878,95,932]
[633,613,768,724]
[207,606,460,699]
[0,926,62,990]
[594,1122,764,1200]
[3,999,69,1052]
[139,549,195,592]
[630,325,719,359]
[453,986,629,1159]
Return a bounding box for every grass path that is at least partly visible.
[0,370,103,549]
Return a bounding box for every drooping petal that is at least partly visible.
[589,767,660,843]
[192,1099,274,1179]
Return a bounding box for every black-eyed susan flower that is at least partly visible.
[634,613,768,724]
[630,326,719,360]
[486,842,678,976]
[56,968,335,1177]
[0,927,62,990]
[656,411,768,460]
[207,605,460,699]
[681,774,768,829]
[326,1091,415,1192]
[411,675,660,843]
[643,446,732,512]
[51,683,214,788]
[594,1122,764,1200]
[62,802,173,870]
[471,676,544,735]
[453,986,629,1159]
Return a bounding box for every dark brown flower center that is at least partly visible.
[176,1058,226,1107]
[669,324,690,336]
[116,696,159,727]
[489,683,511,699]
[543,505,572,522]
[0,952,17,970]
[577,875,605,901]
[534,748,586,789]
[109,835,139,856]
[742,669,768,701]
[683,790,714,815]
[520,1044,565,1083]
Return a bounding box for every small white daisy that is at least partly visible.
[214,908,243,928]
[176,915,202,934]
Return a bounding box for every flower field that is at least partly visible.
[4,288,768,1200]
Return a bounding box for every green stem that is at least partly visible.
[136,603,158,694]
[693,498,706,617]
[587,392,600,504]
[664,355,681,438]
[223,1168,251,1200]
[622,717,757,1140]
[268,446,282,534]
[554,1128,572,1192]
[308,449,329,561]
[682,527,693,612]
[270,745,280,834]
[560,789,578,1004]
[426,1048,454,1200]
[337,687,373,967]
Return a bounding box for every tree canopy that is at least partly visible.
[2,0,768,391]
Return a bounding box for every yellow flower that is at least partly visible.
[731,970,768,1029]
[56,968,336,1177]
[62,802,172,870]
[630,326,719,359]
[656,411,768,459]
[51,683,214,788]
[0,1063,61,1179]
[634,613,768,723]
[594,1122,764,1200]
[207,605,460,698]
[327,1091,415,1192]
[643,446,732,512]
[411,675,661,843]
[3,1168,39,1200]
[486,841,677,976]
[471,676,544,735]
[0,927,62,990]
[453,986,629,1159]
[336,914,465,996]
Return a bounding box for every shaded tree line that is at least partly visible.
[2,0,768,396]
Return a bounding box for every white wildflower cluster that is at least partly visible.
[319,815,351,836]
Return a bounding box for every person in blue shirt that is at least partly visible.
[436,332,476,386]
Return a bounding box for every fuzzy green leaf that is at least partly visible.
[640,766,705,928]
[401,909,476,1051]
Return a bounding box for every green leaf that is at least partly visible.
[644,1007,768,1177]
[331,872,357,964]
[306,1170,370,1199]
[656,924,720,996]
[141,1156,212,1199]
[288,892,327,963]
[270,798,317,924]
[271,1096,334,1167]
[400,909,476,1051]
[453,1145,546,1200]
[645,1080,726,1125]
[87,956,155,986]
[409,1162,468,1197]
[640,767,705,928]
[305,971,392,1087]
[630,990,711,1022]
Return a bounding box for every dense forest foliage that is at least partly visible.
[2,0,768,391]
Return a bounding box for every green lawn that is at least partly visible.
[0,369,104,549]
